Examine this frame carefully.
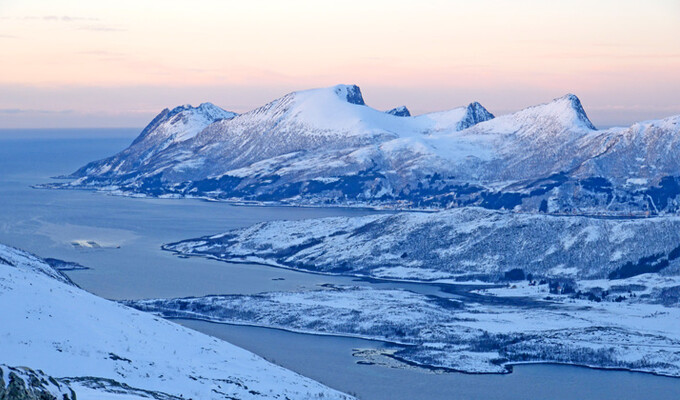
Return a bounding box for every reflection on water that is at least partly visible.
[1,132,679,399]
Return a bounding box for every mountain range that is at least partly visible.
[47,84,680,215]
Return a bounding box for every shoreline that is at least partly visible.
[168,316,680,380]
[33,184,663,219]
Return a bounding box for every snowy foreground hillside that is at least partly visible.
[42,85,680,214]
[0,244,354,400]
[164,207,680,283]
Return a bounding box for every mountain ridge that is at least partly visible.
[45,85,680,215]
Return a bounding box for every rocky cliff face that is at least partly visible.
[386,106,411,117]
[0,365,76,400]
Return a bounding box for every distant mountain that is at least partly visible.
[385,105,411,117]
[0,243,353,400]
[68,102,237,179]
[62,84,493,183]
[46,85,680,214]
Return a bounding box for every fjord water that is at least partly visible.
[0,131,382,300]
[0,129,678,400]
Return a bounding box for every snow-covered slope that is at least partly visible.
[0,243,353,400]
[70,85,493,183]
[46,84,498,201]
[156,205,680,376]
[461,94,598,178]
[0,244,74,285]
[47,86,680,214]
[69,102,237,178]
[125,283,680,377]
[164,207,680,283]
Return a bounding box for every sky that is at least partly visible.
[1,0,679,129]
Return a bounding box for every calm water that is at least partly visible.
[0,133,382,299]
[1,129,678,400]
[180,319,680,400]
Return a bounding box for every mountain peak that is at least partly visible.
[386,106,411,117]
[129,103,236,147]
[560,93,580,102]
[167,102,236,121]
[458,101,495,130]
[170,103,202,113]
[548,94,596,130]
[470,94,598,138]
[332,84,365,105]
[197,101,221,111]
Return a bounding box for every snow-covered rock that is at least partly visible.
[0,365,76,400]
[0,243,354,400]
[386,106,411,117]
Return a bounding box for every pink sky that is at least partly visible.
[1,0,679,129]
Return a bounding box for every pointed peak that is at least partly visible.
[466,101,493,115]
[560,93,580,102]
[332,84,365,105]
[386,106,411,117]
[552,93,584,110]
[548,94,596,130]
[458,102,495,130]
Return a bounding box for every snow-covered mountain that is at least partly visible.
[68,102,237,179]
[66,84,494,184]
[47,85,680,214]
[0,243,354,400]
[163,207,680,283]
[46,84,494,198]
